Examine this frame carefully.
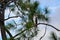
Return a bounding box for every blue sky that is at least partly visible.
[39,0,60,7]
[34,0,60,40]
[0,0,60,40]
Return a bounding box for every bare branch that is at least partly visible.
[13,20,17,27]
[4,1,24,21]
[6,0,15,7]
[13,23,60,38]
[5,16,19,21]
[37,23,60,31]
[8,9,11,18]
[13,29,27,38]
[4,27,13,38]
[14,1,25,16]
[39,27,47,40]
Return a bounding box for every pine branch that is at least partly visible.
[39,27,47,40]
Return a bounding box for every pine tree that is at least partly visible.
[0,0,60,40]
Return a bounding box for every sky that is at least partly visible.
[34,0,60,40]
[0,0,60,40]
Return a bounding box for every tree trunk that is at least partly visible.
[0,22,7,40]
[0,2,7,40]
